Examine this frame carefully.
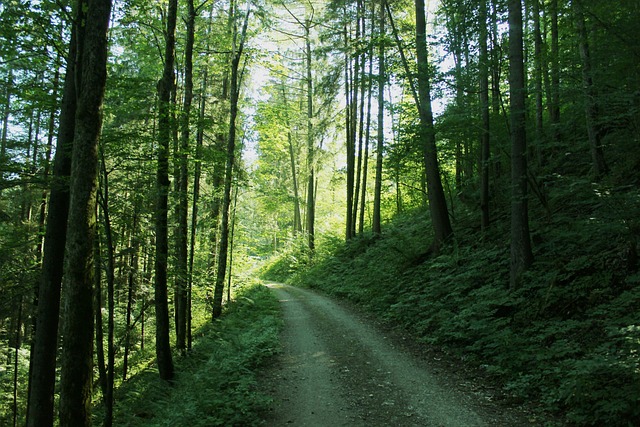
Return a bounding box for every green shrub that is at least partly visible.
[111,281,282,426]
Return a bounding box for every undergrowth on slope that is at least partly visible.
[104,281,282,426]
[262,180,640,426]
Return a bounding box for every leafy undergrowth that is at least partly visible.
[106,281,281,426]
[263,181,640,426]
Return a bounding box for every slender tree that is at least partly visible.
[97,149,116,427]
[154,0,178,381]
[508,0,533,288]
[479,0,491,231]
[305,19,316,252]
[372,0,385,235]
[175,0,196,351]
[58,0,113,423]
[573,0,608,178]
[213,7,250,319]
[345,20,355,240]
[415,0,453,249]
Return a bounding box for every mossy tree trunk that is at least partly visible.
[154,0,178,382]
[58,0,113,424]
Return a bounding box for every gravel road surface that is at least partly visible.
[260,283,541,426]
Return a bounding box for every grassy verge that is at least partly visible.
[106,280,282,426]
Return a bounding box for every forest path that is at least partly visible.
[259,283,537,426]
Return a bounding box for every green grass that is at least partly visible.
[107,280,282,426]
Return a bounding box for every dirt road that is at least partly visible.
[260,283,539,427]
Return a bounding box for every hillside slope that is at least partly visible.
[263,181,640,426]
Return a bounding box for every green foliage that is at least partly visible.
[260,234,313,282]
[109,281,281,426]
[0,347,30,425]
[277,177,640,426]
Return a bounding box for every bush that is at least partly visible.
[110,281,282,426]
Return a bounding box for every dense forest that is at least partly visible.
[0,0,639,425]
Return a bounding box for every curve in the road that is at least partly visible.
[262,283,492,427]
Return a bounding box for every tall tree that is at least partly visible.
[213,7,250,319]
[305,19,316,252]
[58,0,113,423]
[372,0,385,235]
[345,19,355,240]
[281,84,303,234]
[175,0,196,352]
[154,0,178,381]
[531,0,544,166]
[572,0,608,178]
[548,0,560,140]
[97,149,116,427]
[479,0,491,231]
[508,0,533,288]
[26,5,84,426]
[415,0,453,249]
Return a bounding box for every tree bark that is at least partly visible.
[373,0,385,235]
[98,151,115,427]
[58,0,112,424]
[573,0,608,178]
[549,0,560,138]
[94,231,107,399]
[26,7,83,425]
[175,0,195,351]
[123,200,139,378]
[508,0,534,289]
[213,8,250,319]
[305,22,315,252]
[479,0,491,231]
[0,69,12,186]
[345,23,355,240]
[532,0,545,167]
[415,0,453,250]
[154,0,178,381]
[12,297,23,427]
[353,0,367,236]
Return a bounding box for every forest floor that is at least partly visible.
[259,283,547,426]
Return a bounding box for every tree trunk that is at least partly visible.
[26,7,83,425]
[122,201,139,378]
[345,23,355,241]
[549,0,560,138]
[0,69,12,186]
[573,0,608,178]
[227,185,239,303]
[213,8,250,319]
[415,0,453,250]
[12,296,23,427]
[154,0,178,382]
[288,129,303,233]
[175,0,195,351]
[305,22,315,252]
[373,0,385,235]
[490,0,501,116]
[58,0,112,424]
[359,20,375,235]
[532,0,544,167]
[353,0,367,236]
[94,231,107,399]
[479,0,491,231]
[98,151,116,427]
[508,0,534,289]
